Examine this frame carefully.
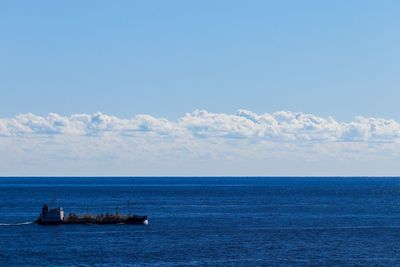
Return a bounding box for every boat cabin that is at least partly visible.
[38,204,64,224]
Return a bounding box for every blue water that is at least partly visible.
[1,177,400,266]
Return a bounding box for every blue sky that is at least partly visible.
[1,0,400,120]
[1,1,400,176]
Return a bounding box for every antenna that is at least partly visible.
[51,194,56,207]
[116,207,119,216]
[127,200,132,215]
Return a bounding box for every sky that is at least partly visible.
[1,1,400,176]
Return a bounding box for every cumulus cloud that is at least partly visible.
[1,110,400,175]
[1,110,400,142]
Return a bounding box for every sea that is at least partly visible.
[1,177,400,266]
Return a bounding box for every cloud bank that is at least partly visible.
[1,109,400,142]
[1,110,400,176]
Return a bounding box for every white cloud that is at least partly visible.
[2,109,400,142]
[1,110,400,175]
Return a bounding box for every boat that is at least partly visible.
[36,203,148,225]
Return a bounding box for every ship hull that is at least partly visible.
[36,220,63,225]
[125,216,148,224]
[37,216,148,225]
[36,203,148,225]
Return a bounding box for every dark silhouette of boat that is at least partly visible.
[36,204,148,225]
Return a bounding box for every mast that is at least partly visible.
[51,194,56,207]
[127,200,132,215]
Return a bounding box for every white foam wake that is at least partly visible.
[0,221,34,226]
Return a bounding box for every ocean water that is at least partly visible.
[1,177,400,266]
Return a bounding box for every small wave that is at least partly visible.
[0,221,34,226]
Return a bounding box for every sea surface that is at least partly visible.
[1,177,400,266]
